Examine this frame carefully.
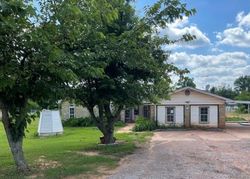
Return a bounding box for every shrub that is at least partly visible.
[63,117,95,127]
[236,105,248,114]
[114,120,126,127]
[133,116,157,132]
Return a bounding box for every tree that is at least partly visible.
[39,0,122,144]
[69,0,196,144]
[0,0,75,172]
[210,86,238,99]
[176,76,196,89]
[234,75,250,92]
[235,91,250,101]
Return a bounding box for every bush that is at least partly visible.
[114,120,126,127]
[236,105,248,114]
[63,117,95,127]
[133,116,157,132]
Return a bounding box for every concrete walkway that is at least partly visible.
[108,124,250,179]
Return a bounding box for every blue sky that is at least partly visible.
[135,0,250,89]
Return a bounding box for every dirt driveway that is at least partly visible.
[108,123,250,179]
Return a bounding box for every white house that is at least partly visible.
[122,87,233,128]
[60,87,231,128]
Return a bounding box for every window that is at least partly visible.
[200,107,209,123]
[166,107,175,123]
[69,105,75,118]
[143,106,150,118]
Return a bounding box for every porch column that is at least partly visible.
[149,105,155,121]
[184,105,191,128]
[131,108,135,121]
[218,104,226,128]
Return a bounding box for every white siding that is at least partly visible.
[157,106,184,126]
[190,105,218,127]
[175,106,184,125]
[190,106,199,125]
[209,106,218,127]
[157,106,165,125]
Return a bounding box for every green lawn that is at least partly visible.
[0,120,151,179]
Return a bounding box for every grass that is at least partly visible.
[0,120,151,179]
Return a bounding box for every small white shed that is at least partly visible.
[38,110,63,136]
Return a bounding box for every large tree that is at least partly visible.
[235,91,250,101]
[0,0,75,172]
[234,75,250,92]
[68,0,196,144]
[39,0,121,143]
[210,86,238,99]
[176,76,196,89]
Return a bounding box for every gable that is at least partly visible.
[159,89,225,105]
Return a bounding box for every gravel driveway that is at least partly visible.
[108,123,250,179]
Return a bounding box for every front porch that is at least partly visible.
[121,105,155,123]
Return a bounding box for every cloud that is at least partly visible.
[216,11,250,48]
[211,47,224,53]
[237,11,250,27]
[159,17,211,49]
[169,52,250,88]
[163,12,250,88]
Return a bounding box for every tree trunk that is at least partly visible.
[102,121,115,144]
[102,130,115,144]
[1,107,30,173]
[87,104,122,144]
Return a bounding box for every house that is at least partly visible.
[122,87,233,128]
[60,87,231,128]
[60,101,91,121]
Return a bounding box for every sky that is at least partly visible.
[135,0,250,89]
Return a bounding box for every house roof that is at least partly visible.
[172,87,234,102]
